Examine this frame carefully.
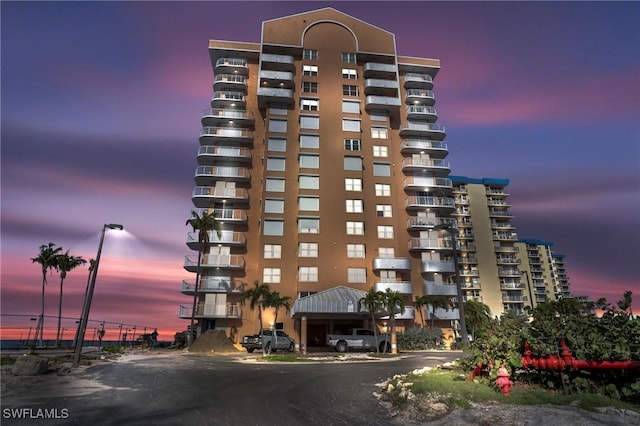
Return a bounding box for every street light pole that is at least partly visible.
[435,223,469,344]
[73,223,123,366]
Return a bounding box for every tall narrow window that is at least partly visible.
[343,85,359,96]
[341,52,357,63]
[344,139,361,151]
[302,82,318,93]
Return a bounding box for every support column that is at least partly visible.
[301,316,307,355]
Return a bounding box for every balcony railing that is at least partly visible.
[215,58,248,75]
[403,177,452,191]
[213,74,247,91]
[260,53,295,71]
[184,254,245,271]
[402,158,450,172]
[406,105,437,121]
[372,257,412,271]
[181,277,243,293]
[201,108,253,125]
[400,139,448,154]
[211,91,246,106]
[194,166,250,183]
[405,196,455,210]
[259,70,295,88]
[399,122,446,139]
[405,89,435,104]
[199,127,253,142]
[365,95,401,110]
[364,79,399,96]
[192,208,248,223]
[382,306,415,320]
[423,283,458,296]
[187,231,246,248]
[197,146,252,164]
[191,187,249,207]
[374,281,413,294]
[363,62,398,78]
[257,87,294,107]
[403,73,433,89]
[427,307,459,320]
[421,258,456,273]
[406,216,457,230]
[178,303,242,319]
[408,238,455,251]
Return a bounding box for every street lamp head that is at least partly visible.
[106,223,124,231]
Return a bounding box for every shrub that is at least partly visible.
[397,327,444,350]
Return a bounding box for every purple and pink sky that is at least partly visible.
[2,2,639,340]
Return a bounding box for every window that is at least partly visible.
[344,138,361,151]
[380,270,397,281]
[375,183,391,196]
[263,219,284,236]
[376,204,392,217]
[298,267,318,282]
[269,104,288,115]
[346,221,364,235]
[264,198,284,213]
[341,52,357,63]
[303,49,318,60]
[299,217,319,234]
[342,100,360,114]
[300,134,319,149]
[269,119,287,132]
[299,154,319,168]
[379,247,395,258]
[299,242,318,258]
[299,196,319,211]
[348,268,366,283]
[347,244,365,259]
[344,156,363,171]
[264,244,282,259]
[301,99,319,111]
[372,145,388,157]
[266,157,285,171]
[370,110,387,121]
[342,69,357,79]
[345,178,362,191]
[266,178,285,192]
[302,82,318,93]
[371,127,388,139]
[263,268,281,283]
[343,85,359,96]
[342,119,360,132]
[377,225,394,239]
[268,138,286,152]
[346,199,364,213]
[300,115,319,129]
[373,162,391,176]
[303,65,318,76]
[299,175,319,189]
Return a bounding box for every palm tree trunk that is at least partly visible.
[371,313,379,353]
[38,272,46,347]
[55,277,65,346]
[189,249,203,346]
[390,315,397,355]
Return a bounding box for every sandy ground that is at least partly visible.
[2,350,638,425]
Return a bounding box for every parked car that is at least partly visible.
[326,328,391,353]
[241,329,295,353]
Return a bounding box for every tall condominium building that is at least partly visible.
[181,8,462,347]
[516,239,572,307]
[449,176,526,317]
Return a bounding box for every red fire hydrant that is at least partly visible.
[495,365,513,396]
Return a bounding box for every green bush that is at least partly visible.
[397,327,444,350]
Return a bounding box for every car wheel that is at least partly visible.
[247,348,254,353]
[288,343,295,352]
[379,342,391,353]
[336,340,348,353]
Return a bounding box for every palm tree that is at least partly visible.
[267,291,292,354]
[381,288,405,355]
[464,299,492,340]
[185,210,221,345]
[413,295,428,327]
[358,288,384,353]
[241,281,271,353]
[31,242,63,347]
[422,295,451,330]
[55,250,86,346]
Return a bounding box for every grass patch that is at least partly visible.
[261,354,313,362]
[404,367,639,412]
[1,356,17,366]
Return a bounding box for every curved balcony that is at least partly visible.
[363,62,397,79]
[399,122,446,140]
[192,208,248,224]
[489,209,513,218]
[187,230,246,250]
[406,216,457,231]
[382,306,415,320]
[421,260,455,274]
[405,89,435,105]
[406,105,437,122]
[402,158,450,176]
[181,277,243,294]
[213,74,247,91]
[259,70,294,89]
[374,281,413,294]
[493,232,518,241]
[201,108,254,127]
[257,87,294,108]
[184,254,245,272]
[215,58,248,75]
[194,166,250,185]
[260,53,295,71]
[403,73,433,89]
[423,283,458,296]
[192,187,249,208]
[400,139,448,157]
[427,307,459,321]
[408,237,454,251]
[403,176,452,192]
[211,91,246,108]
[500,282,525,290]
[364,79,399,97]
[405,195,455,211]
[497,268,521,277]
[199,127,253,145]
[178,303,242,319]
[496,256,520,265]
[372,257,411,271]
[365,95,401,111]
[197,146,252,165]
